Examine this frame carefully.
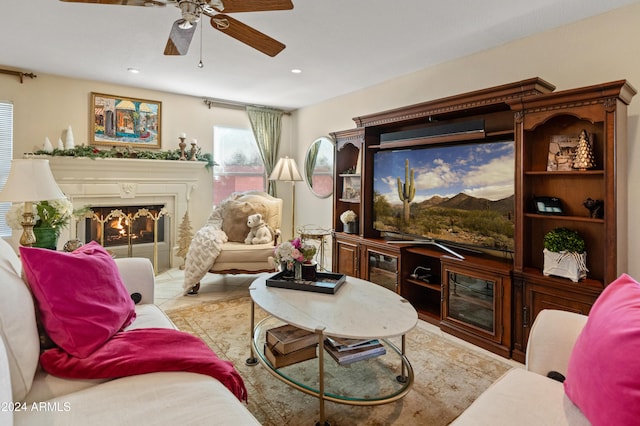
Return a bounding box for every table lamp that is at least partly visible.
[0,159,66,246]
[269,156,303,238]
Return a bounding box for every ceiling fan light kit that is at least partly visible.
[178,0,203,24]
[60,0,294,57]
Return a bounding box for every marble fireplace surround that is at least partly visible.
[47,157,208,269]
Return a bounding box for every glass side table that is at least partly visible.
[297,225,332,271]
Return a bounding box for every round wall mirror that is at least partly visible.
[304,136,334,198]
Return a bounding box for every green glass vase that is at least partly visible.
[32,227,59,250]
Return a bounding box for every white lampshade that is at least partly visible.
[0,159,66,202]
[269,156,303,182]
[269,156,302,239]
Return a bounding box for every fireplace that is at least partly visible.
[85,205,166,248]
[46,156,210,273]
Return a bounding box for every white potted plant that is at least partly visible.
[340,210,358,234]
[542,227,588,282]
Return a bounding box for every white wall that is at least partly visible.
[0,74,293,231]
[293,2,640,277]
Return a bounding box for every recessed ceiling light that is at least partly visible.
[127,68,140,74]
[291,68,302,74]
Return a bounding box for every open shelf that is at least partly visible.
[525,170,604,176]
[523,213,604,224]
[405,277,440,292]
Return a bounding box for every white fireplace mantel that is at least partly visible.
[45,156,210,268]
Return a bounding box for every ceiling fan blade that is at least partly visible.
[59,0,167,6]
[210,14,285,57]
[164,20,197,55]
[212,0,293,13]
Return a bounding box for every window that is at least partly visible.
[213,126,265,204]
[0,101,13,237]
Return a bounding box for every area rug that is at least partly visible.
[165,297,513,425]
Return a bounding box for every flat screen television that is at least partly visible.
[372,140,515,256]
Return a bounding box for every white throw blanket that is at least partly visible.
[182,204,228,294]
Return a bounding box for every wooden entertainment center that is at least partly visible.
[330,78,636,361]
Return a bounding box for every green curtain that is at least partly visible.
[246,106,284,196]
[304,141,320,189]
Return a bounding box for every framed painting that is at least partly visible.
[547,134,579,171]
[91,92,162,148]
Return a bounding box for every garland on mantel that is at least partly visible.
[31,145,215,168]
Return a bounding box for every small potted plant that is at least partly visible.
[542,227,588,282]
[340,210,358,234]
[6,198,79,250]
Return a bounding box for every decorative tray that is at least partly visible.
[266,271,346,294]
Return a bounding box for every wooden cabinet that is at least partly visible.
[333,233,360,277]
[331,129,366,278]
[399,246,512,355]
[331,128,364,235]
[332,233,401,293]
[330,78,554,358]
[511,272,601,360]
[441,257,512,358]
[329,78,635,360]
[508,80,636,362]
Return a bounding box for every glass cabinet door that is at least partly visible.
[446,271,495,333]
[365,250,398,292]
[440,259,511,356]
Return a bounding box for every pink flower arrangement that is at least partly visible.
[273,237,317,268]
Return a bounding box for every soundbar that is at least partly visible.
[380,119,485,144]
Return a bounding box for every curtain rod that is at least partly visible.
[202,98,292,115]
[0,68,37,84]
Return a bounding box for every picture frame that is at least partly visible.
[342,175,361,201]
[547,134,579,171]
[91,92,162,148]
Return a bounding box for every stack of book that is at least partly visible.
[324,336,386,365]
[264,324,318,369]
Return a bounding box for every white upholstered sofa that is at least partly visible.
[452,309,590,425]
[0,238,259,425]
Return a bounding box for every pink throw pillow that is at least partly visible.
[20,241,136,358]
[564,273,640,426]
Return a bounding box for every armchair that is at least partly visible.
[184,191,283,295]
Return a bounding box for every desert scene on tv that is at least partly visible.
[373,141,515,252]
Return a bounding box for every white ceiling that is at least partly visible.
[1,0,639,110]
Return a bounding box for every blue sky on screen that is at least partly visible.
[374,141,514,204]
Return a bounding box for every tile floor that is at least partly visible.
[154,267,257,311]
[154,268,523,369]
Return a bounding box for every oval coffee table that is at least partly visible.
[247,273,418,425]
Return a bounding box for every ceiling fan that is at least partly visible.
[59,0,294,57]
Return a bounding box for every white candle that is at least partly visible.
[191,139,197,145]
[179,133,186,138]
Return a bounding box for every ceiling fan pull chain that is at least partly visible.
[198,18,204,68]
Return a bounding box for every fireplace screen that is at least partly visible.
[86,205,165,247]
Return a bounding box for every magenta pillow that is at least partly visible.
[20,241,136,358]
[564,273,640,425]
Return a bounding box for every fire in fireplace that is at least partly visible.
[85,205,165,247]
